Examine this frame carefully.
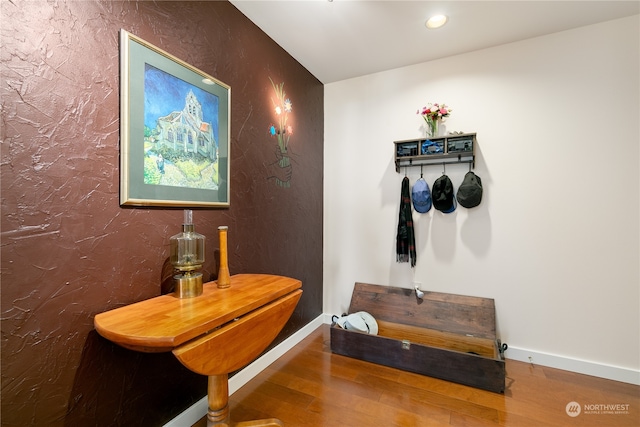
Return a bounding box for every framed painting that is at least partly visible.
[119,29,230,207]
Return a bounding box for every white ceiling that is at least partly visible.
[229,0,640,83]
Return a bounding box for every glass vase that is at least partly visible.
[427,117,439,138]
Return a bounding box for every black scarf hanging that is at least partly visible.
[396,176,416,267]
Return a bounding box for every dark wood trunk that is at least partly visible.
[330,283,506,393]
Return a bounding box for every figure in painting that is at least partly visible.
[156,153,165,174]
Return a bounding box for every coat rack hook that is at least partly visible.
[442,162,446,175]
[420,165,423,178]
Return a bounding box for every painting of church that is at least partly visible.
[155,89,217,161]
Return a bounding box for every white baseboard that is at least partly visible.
[506,346,640,386]
[163,314,325,427]
[229,314,325,394]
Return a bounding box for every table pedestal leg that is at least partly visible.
[207,374,230,425]
[206,374,283,427]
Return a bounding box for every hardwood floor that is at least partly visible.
[194,324,639,426]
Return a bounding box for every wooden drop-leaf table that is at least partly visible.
[94,274,302,426]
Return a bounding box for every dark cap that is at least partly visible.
[456,171,483,208]
[432,175,456,213]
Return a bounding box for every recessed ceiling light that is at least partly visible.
[425,14,448,29]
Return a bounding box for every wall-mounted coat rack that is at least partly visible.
[394,132,476,173]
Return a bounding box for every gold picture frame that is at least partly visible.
[120,30,230,207]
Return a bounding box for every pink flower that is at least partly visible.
[418,102,452,120]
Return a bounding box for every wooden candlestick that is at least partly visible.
[217,226,231,289]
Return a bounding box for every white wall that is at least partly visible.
[323,16,639,381]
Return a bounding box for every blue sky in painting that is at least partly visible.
[144,64,219,141]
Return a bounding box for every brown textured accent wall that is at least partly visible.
[0,1,323,425]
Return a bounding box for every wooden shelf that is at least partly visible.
[394,132,476,172]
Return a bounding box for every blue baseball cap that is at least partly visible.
[412,178,432,213]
